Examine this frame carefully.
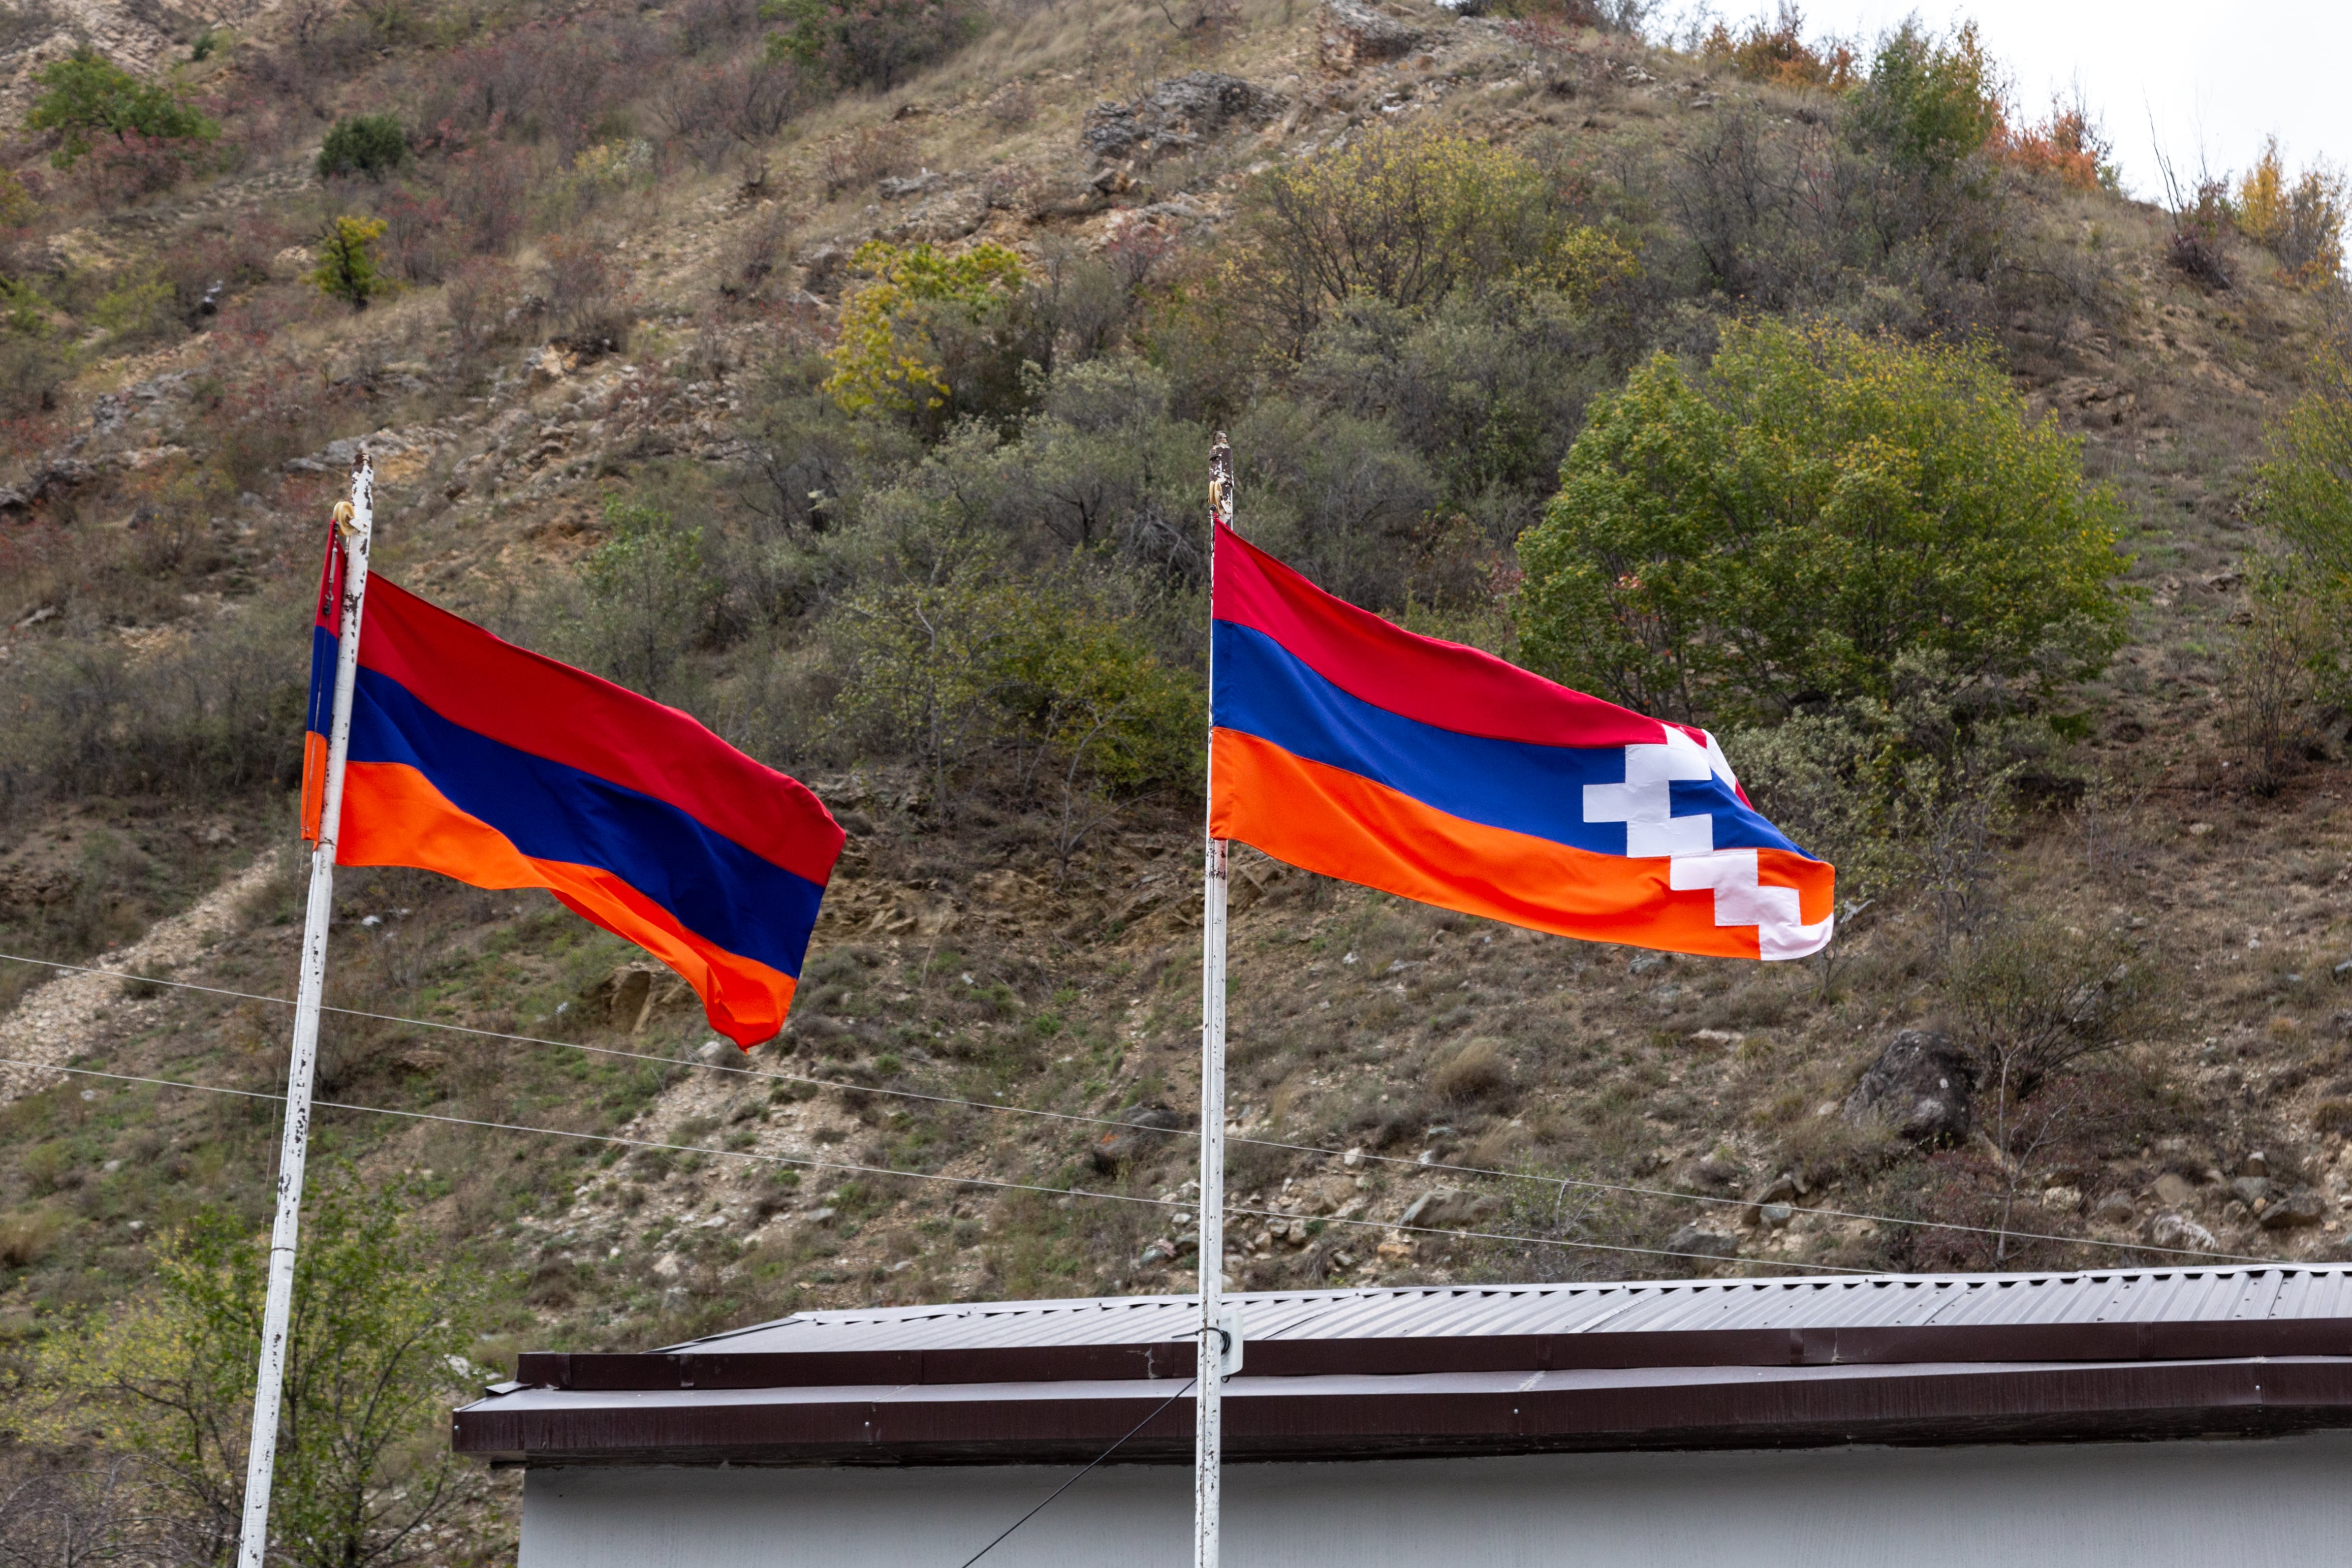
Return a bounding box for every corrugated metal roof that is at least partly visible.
[667,1265,2352,1356]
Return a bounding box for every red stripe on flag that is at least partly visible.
[352,579,842,889]
[1212,521,1676,750]
[337,761,799,1046]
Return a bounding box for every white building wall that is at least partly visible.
[520,1429,2352,1568]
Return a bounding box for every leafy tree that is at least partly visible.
[760,0,975,91]
[0,166,37,227]
[580,496,713,704]
[1517,319,2127,726]
[2244,354,2352,721]
[26,48,217,168]
[2235,136,2348,284]
[17,1168,485,1568]
[2259,360,2352,581]
[1297,286,1610,534]
[823,240,1026,423]
[1014,355,1205,561]
[1843,21,2001,182]
[316,116,410,181]
[307,217,394,309]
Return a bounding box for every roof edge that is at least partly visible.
[516,1317,2352,1392]
[454,1356,2352,1466]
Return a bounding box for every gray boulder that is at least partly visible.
[1740,1172,1798,1227]
[2260,1187,2327,1230]
[2145,1212,2216,1252]
[1665,1224,1739,1261]
[1398,1188,1504,1230]
[1842,1029,1976,1147]
[1088,1104,1185,1172]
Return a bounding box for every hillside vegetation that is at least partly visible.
[4,0,2352,1561]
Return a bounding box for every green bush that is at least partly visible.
[1945,917,2171,1099]
[830,574,1200,821]
[2256,353,2352,585]
[576,496,715,705]
[26,47,217,168]
[0,588,305,809]
[91,272,177,341]
[307,215,394,309]
[823,240,1028,428]
[760,0,977,92]
[316,114,410,180]
[1,283,72,416]
[2239,364,2352,773]
[1230,125,1632,357]
[1231,396,1442,612]
[1517,319,2127,726]
[1297,287,1610,537]
[1726,649,2042,934]
[1012,355,1206,564]
[1843,21,2002,182]
[25,1168,485,1568]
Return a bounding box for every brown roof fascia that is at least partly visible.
[454,1357,2352,1467]
[514,1318,2352,1393]
[517,1342,1199,1391]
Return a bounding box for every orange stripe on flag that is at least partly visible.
[1211,729,1832,959]
[300,731,329,844]
[335,760,798,1044]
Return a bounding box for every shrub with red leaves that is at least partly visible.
[1998,102,2114,193]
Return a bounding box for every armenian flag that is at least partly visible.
[1208,521,1833,960]
[301,536,842,1045]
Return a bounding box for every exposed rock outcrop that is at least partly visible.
[1083,72,1286,162]
[1843,1029,1976,1148]
[1318,0,1423,72]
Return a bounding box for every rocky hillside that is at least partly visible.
[4,0,2352,1557]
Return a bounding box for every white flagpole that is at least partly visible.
[236,452,374,1568]
[1195,434,1235,1568]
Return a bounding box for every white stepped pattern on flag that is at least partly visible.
[1581,728,1834,959]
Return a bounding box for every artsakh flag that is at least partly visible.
[301,532,843,1046]
[1208,522,1834,960]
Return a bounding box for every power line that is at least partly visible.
[0,1055,1882,1275]
[0,950,2272,1267]
[955,1377,1199,1568]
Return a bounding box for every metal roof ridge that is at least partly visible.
[640,1263,2352,1355]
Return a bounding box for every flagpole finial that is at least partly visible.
[1209,432,1233,527]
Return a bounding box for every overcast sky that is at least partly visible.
[1673,2,2351,203]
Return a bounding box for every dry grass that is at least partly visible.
[1434,1039,1512,1106]
[0,1208,65,1269]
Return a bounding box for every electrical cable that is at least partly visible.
[0,950,2276,1266]
[952,1376,1199,1568]
[0,1055,1887,1274]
